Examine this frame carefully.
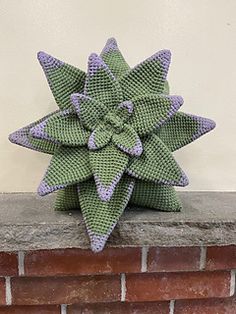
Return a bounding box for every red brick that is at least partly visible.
[0,305,60,313]
[175,298,236,314]
[25,248,141,276]
[68,301,170,314]
[206,246,236,270]
[126,271,231,302]
[0,253,18,276]
[148,247,201,272]
[11,275,120,305]
[0,279,5,305]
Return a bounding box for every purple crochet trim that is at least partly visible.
[87,227,115,253]
[101,37,118,54]
[118,100,134,114]
[60,108,72,117]
[88,131,97,150]
[149,50,171,80]
[94,172,123,202]
[117,137,143,156]
[70,93,90,117]
[30,120,59,144]
[37,51,64,70]
[8,129,34,150]
[188,114,216,141]
[87,53,115,79]
[37,180,66,196]
[126,169,189,187]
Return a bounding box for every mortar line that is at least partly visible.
[5,277,12,305]
[141,246,149,272]
[61,304,67,314]
[199,246,207,270]
[121,273,126,302]
[18,251,25,276]
[169,300,175,314]
[230,270,235,296]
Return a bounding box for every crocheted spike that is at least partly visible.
[100,37,130,78]
[129,94,183,137]
[71,93,108,130]
[30,109,89,147]
[127,134,189,187]
[9,112,59,154]
[85,53,123,109]
[54,185,80,211]
[119,50,171,99]
[37,51,86,110]
[38,146,92,196]
[88,124,113,150]
[113,124,143,156]
[79,176,134,252]
[89,143,129,201]
[130,180,182,212]
[156,112,216,152]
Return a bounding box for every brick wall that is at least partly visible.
[0,246,235,313]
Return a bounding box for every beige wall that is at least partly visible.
[0,0,235,192]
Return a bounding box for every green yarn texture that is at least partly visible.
[9,38,215,252]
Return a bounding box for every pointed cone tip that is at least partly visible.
[169,95,184,111]
[151,49,171,65]
[102,37,118,54]
[90,234,108,253]
[179,171,189,187]
[37,51,64,69]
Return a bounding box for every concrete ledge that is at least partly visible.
[0,192,235,251]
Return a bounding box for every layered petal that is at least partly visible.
[30,109,89,146]
[37,51,86,110]
[54,185,80,211]
[88,124,112,150]
[130,180,182,211]
[113,124,143,156]
[79,176,134,252]
[119,50,171,99]
[129,94,183,136]
[38,146,92,196]
[156,112,216,152]
[127,134,189,186]
[100,37,130,78]
[9,112,59,154]
[89,143,129,201]
[71,93,107,130]
[84,53,123,109]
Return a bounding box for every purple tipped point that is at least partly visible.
[95,174,122,202]
[179,172,189,187]
[169,95,184,111]
[102,37,118,54]
[189,115,216,140]
[88,53,113,78]
[37,51,64,70]
[30,120,47,140]
[90,234,108,253]
[37,180,65,196]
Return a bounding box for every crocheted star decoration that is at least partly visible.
[9,38,215,252]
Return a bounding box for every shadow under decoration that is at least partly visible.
[9,38,216,252]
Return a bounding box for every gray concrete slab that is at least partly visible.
[0,192,235,251]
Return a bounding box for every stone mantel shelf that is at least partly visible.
[0,192,235,251]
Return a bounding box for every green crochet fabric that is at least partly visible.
[9,38,215,252]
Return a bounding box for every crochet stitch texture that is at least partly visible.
[9,38,215,252]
